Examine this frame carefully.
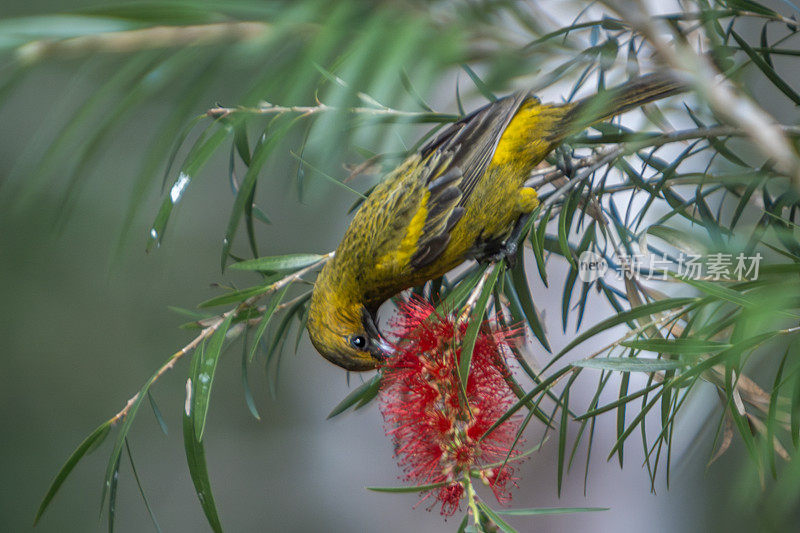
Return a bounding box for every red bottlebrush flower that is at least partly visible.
[379,298,523,516]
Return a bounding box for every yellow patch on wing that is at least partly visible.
[375,191,430,272]
[490,99,554,167]
[517,187,540,212]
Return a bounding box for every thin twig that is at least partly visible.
[207,101,458,122]
[16,22,273,64]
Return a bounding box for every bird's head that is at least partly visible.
[307,262,393,371]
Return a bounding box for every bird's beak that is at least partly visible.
[362,307,394,361]
[370,336,395,361]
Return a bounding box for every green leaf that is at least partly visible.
[558,201,576,268]
[546,297,698,370]
[683,105,748,167]
[620,338,732,354]
[100,369,163,520]
[573,357,687,372]
[670,331,782,387]
[476,500,516,533]
[460,63,497,102]
[507,255,551,351]
[183,345,224,533]
[327,374,381,419]
[524,19,618,48]
[107,453,121,533]
[760,22,773,68]
[574,382,662,420]
[34,420,112,525]
[125,439,162,533]
[557,387,570,496]
[617,369,629,467]
[457,514,469,533]
[241,329,260,421]
[529,208,550,286]
[222,117,297,270]
[725,0,778,17]
[607,388,665,460]
[148,123,233,252]
[496,507,609,516]
[436,265,487,312]
[198,277,282,308]
[647,225,709,255]
[458,264,502,393]
[767,349,789,477]
[147,392,168,436]
[230,253,324,272]
[367,480,449,493]
[730,29,800,106]
[249,283,292,362]
[792,363,800,448]
[193,314,234,441]
[355,373,383,409]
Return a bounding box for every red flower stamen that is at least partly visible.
[379,298,524,516]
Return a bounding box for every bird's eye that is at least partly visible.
[349,335,367,350]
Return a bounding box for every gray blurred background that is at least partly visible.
[0,1,790,532]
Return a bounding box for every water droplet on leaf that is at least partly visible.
[170,172,190,204]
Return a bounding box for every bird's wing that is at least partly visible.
[408,91,531,268]
[361,152,462,275]
[347,92,532,286]
[419,91,530,208]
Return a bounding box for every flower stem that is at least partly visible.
[464,474,484,533]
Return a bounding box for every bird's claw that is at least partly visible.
[483,240,518,268]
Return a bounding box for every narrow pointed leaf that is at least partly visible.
[107,454,121,533]
[34,420,112,525]
[458,264,502,392]
[193,314,234,441]
[730,29,800,105]
[183,348,223,533]
[367,480,449,493]
[125,439,162,533]
[619,339,732,354]
[100,370,163,518]
[476,501,516,533]
[548,297,698,369]
[241,331,260,421]
[436,265,486,312]
[508,255,551,351]
[147,392,168,436]
[221,117,297,270]
[460,63,497,102]
[496,507,609,516]
[148,124,232,252]
[249,283,292,362]
[327,374,381,419]
[198,277,282,308]
[230,253,324,272]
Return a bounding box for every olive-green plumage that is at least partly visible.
[307,73,684,370]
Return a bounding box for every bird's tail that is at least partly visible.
[550,72,686,142]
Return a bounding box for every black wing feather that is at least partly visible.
[409,92,530,269]
[420,90,530,208]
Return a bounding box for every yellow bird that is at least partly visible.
[307,73,684,370]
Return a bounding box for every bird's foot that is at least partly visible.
[476,238,518,268]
